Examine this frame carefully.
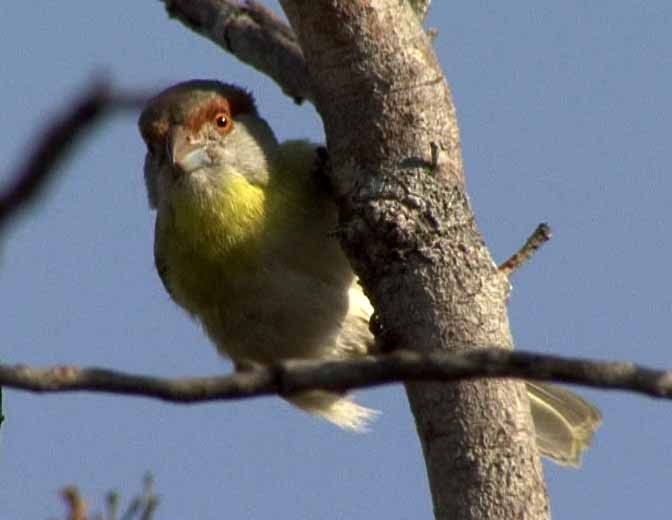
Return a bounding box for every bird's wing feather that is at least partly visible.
[153,212,173,298]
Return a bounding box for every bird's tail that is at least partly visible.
[527,382,602,467]
[285,390,379,432]
[286,382,601,465]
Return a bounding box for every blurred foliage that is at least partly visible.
[53,473,158,520]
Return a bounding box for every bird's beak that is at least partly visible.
[167,126,212,174]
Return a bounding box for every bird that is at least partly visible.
[138,79,601,466]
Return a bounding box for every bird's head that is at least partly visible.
[138,80,278,208]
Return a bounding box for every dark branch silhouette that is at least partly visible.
[0,81,145,231]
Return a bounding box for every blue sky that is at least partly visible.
[1,2,671,518]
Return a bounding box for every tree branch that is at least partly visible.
[161,0,311,102]
[0,81,144,231]
[499,223,553,275]
[2,349,669,402]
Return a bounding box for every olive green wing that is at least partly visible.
[153,212,173,299]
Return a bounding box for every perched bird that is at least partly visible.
[138,80,601,466]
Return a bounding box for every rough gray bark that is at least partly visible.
[278,1,549,518]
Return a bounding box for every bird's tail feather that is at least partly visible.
[285,390,379,432]
[527,382,602,467]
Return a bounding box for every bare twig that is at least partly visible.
[139,473,159,520]
[55,476,158,520]
[106,492,120,520]
[3,349,672,403]
[498,223,553,275]
[61,486,87,520]
[0,81,145,231]
[161,0,311,102]
[120,498,142,520]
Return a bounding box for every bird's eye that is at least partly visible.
[214,113,229,129]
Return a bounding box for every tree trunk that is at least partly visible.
[279,1,550,518]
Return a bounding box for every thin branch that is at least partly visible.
[0,81,145,231]
[499,222,553,275]
[61,486,87,520]
[139,473,159,520]
[120,498,142,520]
[161,0,311,103]
[106,492,120,520]
[2,349,671,403]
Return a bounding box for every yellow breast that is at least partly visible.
[158,173,267,313]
